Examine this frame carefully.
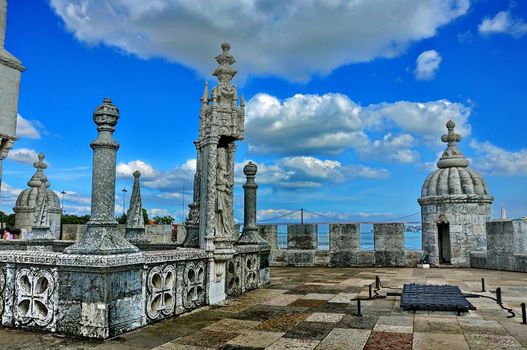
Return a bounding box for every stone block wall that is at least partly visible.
[263,223,420,268]
[485,219,527,272]
[374,223,405,267]
[421,202,490,267]
[287,224,317,249]
[61,224,180,243]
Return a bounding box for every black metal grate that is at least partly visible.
[400,283,475,313]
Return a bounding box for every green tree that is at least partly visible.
[0,211,15,227]
[153,216,174,225]
[61,214,91,224]
[116,213,127,224]
[142,208,149,224]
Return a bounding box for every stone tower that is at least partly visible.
[184,43,245,303]
[14,153,62,238]
[418,120,493,267]
[0,0,24,188]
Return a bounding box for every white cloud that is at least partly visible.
[478,11,527,38]
[116,160,159,178]
[16,114,41,139]
[7,148,39,164]
[0,182,23,210]
[470,140,527,176]
[414,50,442,80]
[50,0,469,81]
[246,93,471,159]
[237,156,389,190]
[142,159,196,191]
[149,208,171,217]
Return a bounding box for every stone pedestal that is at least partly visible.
[374,223,405,267]
[287,224,317,250]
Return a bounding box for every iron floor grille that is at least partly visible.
[400,283,476,313]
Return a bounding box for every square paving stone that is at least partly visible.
[265,337,320,350]
[413,316,462,334]
[153,343,214,350]
[306,312,345,323]
[339,314,379,329]
[204,319,261,333]
[255,312,310,332]
[301,293,336,300]
[328,293,358,303]
[288,299,327,308]
[283,321,335,340]
[262,294,303,306]
[217,345,264,350]
[458,319,508,335]
[175,330,241,348]
[363,331,413,350]
[412,332,469,350]
[464,333,522,350]
[225,330,284,348]
[316,328,371,350]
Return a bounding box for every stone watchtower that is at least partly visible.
[418,120,493,267]
[14,153,62,238]
[0,0,24,186]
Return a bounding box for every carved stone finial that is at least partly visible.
[27,152,50,188]
[213,42,237,85]
[93,97,119,129]
[243,161,257,177]
[437,120,469,169]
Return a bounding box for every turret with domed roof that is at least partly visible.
[418,120,493,267]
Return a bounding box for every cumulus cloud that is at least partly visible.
[50,0,469,81]
[7,148,39,164]
[143,159,196,191]
[478,11,527,38]
[236,156,389,190]
[116,160,159,178]
[246,93,471,159]
[470,140,527,176]
[414,50,442,80]
[16,114,41,139]
[0,182,23,210]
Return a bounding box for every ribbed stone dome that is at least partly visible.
[14,153,61,210]
[15,187,60,209]
[421,167,490,197]
[418,120,493,204]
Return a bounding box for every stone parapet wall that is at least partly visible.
[475,219,527,272]
[61,224,185,243]
[260,223,422,268]
[0,245,270,339]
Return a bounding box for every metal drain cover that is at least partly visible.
[400,283,475,313]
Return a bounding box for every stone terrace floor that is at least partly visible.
[1,267,527,349]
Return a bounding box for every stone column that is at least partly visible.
[65,98,138,255]
[0,0,6,49]
[183,141,201,247]
[199,136,219,252]
[237,162,267,245]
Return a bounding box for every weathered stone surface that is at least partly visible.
[287,225,317,250]
[418,121,492,267]
[486,219,527,272]
[374,223,405,267]
[125,171,146,242]
[329,223,360,251]
[64,98,138,255]
[14,153,62,239]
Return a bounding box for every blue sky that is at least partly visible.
[2,0,526,223]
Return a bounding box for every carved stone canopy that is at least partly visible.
[437,214,449,224]
[437,120,469,169]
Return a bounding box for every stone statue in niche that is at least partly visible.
[215,147,234,238]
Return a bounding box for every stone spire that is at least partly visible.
[237,162,268,245]
[30,178,53,239]
[437,120,469,169]
[65,98,138,255]
[125,171,146,242]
